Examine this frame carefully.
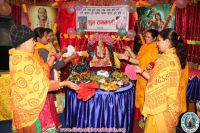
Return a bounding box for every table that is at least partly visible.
[65,82,134,133]
[186,69,200,101]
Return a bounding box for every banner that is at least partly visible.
[76,5,129,32]
[137,4,175,32]
[21,5,57,30]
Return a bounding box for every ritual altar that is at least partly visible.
[65,82,134,133]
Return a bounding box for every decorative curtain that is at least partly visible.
[175,4,200,66]
[10,4,21,24]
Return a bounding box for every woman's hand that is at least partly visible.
[116,53,127,60]
[63,80,80,90]
[56,52,62,60]
[124,46,132,53]
[135,65,143,74]
[124,46,136,58]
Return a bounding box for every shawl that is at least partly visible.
[9,48,49,129]
[142,48,182,118]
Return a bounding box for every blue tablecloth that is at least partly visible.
[186,76,200,101]
[65,82,134,133]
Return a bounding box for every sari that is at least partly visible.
[180,63,189,113]
[34,42,60,132]
[9,48,49,130]
[143,48,182,133]
[46,42,65,113]
[135,40,158,113]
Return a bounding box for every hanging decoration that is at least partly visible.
[186,40,200,45]
[76,27,84,35]
[21,4,31,27]
[122,0,131,5]
[127,29,136,38]
[67,5,75,14]
[117,29,127,37]
[136,0,151,7]
[176,0,187,8]
[74,3,83,11]
[164,1,176,29]
[60,33,134,42]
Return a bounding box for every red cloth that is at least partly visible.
[77,82,99,101]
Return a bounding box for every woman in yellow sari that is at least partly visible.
[9,25,79,133]
[136,28,188,133]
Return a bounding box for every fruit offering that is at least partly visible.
[67,71,130,91]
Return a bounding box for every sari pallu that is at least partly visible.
[135,41,158,113]
[34,42,60,132]
[143,48,182,133]
[9,48,49,130]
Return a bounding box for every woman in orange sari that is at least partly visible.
[136,28,188,133]
[117,29,159,118]
[135,29,159,115]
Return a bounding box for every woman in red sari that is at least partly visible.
[34,27,78,132]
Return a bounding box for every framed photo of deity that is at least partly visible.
[21,5,57,30]
[137,3,175,32]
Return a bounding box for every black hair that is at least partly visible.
[155,12,162,20]
[45,28,53,34]
[146,29,158,39]
[34,27,46,41]
[159,28,188,69]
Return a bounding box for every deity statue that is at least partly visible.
[90,39,112,67]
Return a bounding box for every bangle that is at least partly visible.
[141,69,145,75]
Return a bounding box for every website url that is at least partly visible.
[60,127,126,132]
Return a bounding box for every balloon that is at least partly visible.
[75,3,83,11]
[176,0,187,9]
[127,30,136,38]
[0,0,4,5]
[0,2,11,16]
[67,5,75,14]
[67,28,76,35]
[147,0,156,2]
[122,0,130,5]
[117,29,127,37]
[76,27,84,35]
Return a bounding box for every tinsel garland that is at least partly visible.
[60,33,134,41]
